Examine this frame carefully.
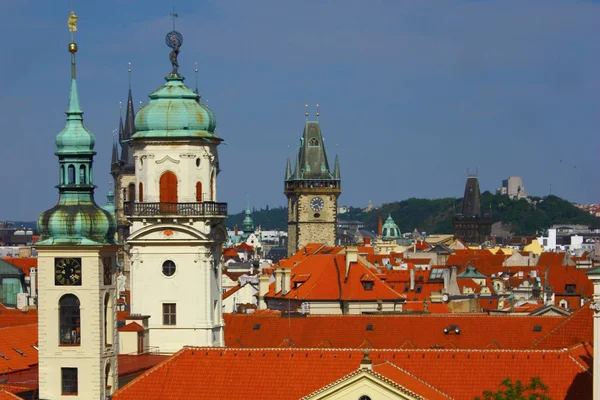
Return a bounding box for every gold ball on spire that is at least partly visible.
[68,42,78,53]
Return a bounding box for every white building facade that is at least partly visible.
[125,56,227,353]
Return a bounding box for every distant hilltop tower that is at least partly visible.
[452,173,492,244]
[285,107,341,256]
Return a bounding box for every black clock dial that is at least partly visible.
[55,258,82,286]
[310,197,325,212]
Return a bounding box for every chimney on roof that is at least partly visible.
[360,349,372,370]
[410,268,415,291]
[448,266,461,296]
[442,268,450,293]
[275,268,282,294]
[234,225,238,236]
[258,271,270,310]
[378,217,383,237]
[281,268,291,296]
[346,247,359,279]
[29,267,37,306]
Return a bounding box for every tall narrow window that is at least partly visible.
[105,363,112,393]
[162,303,176,325]
[61,367,78,395]
[67,165,75,184]
[159,171,178,213]
[104,293,113,347]
[210,171,215,201]
[79,165,86,184]
[196,181,202,202]
[138,182,144,202]
[128,183,135,203]
[59,294,80,345]
[60,165,65,185]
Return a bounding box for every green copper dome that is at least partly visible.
[37,45,117,247]
[382,214,401,240]
[242,206,254,233]
[133,75,219,141]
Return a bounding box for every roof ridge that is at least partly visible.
[529,300,591,349]
[114,347,187,396]
[178,346,572,354]
[376,361,454,399]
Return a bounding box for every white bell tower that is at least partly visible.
[125,29,227,353]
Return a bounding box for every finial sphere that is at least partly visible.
[165,31,183,49]
[68,42,78,53]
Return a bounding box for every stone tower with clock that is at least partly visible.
[36,15,119,400]
[285,116,341,256]
[124,29,228,353]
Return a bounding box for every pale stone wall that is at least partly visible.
[133,143,219,203]
[119,331,138,354]
[38,246,118,400]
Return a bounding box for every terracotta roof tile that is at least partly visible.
[118,322,144,333]
[0,324,38,375]
[112,347,591,400]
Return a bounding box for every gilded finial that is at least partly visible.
[316,103,320,118]
[128,62,132,89]
[305,104,309,118]
[194,61,199,95]
[68,10,78,33]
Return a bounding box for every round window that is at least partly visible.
[162,260,176,277]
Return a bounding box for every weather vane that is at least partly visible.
[165,7,183,76]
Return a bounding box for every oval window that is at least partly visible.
[162,260,176,277]
[196,158,200,168]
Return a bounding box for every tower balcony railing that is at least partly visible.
[124,201,228,217]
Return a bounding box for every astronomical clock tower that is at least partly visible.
[124,29,227,353]
[36,10,119,399]
[285,111,341,256]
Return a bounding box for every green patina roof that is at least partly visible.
[242,206,254,233]
[0,259,24,276]
[55,78,96,155]
[37,49,117,247]
[382,214,401,240]
[287,121,338,181]
[133,75,220,141]
[457,265,487,279]
[586,266,600,276]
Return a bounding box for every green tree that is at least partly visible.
[475,377,551,400]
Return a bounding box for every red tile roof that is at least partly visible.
[224,313,567,350]
[267,252,404,302]
[0,306,38,328]
[0,390,23,399]
[112,347,591,400]
[0,324,38,375]
[1,258,37,277]
[118,354,169,378]
[371,362,451,399]
[530,302,593,349]
[118,322,144,333]
[222,284,243,300]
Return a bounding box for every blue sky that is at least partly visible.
[0,0,598,220]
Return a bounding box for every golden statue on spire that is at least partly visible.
[67,10,78,32]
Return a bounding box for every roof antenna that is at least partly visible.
[128,62,132,90]
[194,61,199,96]
[170,6,179,31]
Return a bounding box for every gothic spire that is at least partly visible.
[285,157,292,180]
[333,154,340,180]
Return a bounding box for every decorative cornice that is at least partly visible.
[155,155,180,164]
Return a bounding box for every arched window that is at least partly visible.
[79,165,86,185]
[159,172,178,213]
[308,137,319,147]
[105,362,112,394]
[138,183,144,202]
[60,165,65,185]
[128,183,135,203]
[104,293,114,347]
[196,181,202,202]
[59,294,80,345]
[210,171,215,201]
[67,165,76,184]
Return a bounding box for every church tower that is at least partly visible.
[110,65,137,286]
[285,111,341,256]
[125,29,227,353]
[36,11,119,399]
[452,174,492,244]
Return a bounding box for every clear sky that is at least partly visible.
[0,0,598,220]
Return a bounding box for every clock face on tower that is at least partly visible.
[103,257,113,286]
[55,257,82,286]
[310,197,325,212]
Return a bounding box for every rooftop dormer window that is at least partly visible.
[362,281,374,291]
[308,137,319,147]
